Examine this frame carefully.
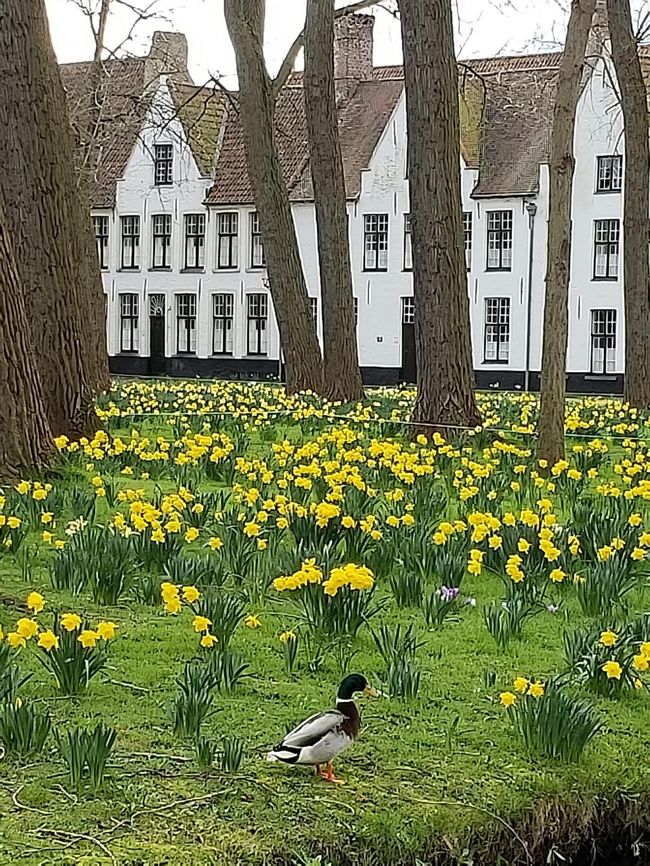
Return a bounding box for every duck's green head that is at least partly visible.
[337,673,378,700]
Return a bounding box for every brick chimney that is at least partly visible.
[334,14,374,101]
[145,31,190,85]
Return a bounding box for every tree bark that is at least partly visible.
[399,0,480,435]
[607,0,650,408]
[0,0,109,438]
[538,0,596,465]
[303,0,364,403]
[224,0,324,395]
[0,202,54,478]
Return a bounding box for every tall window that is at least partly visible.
[463,211,473,270]
[93,216,109,270]
[484,297,510,363]
[354,297,359,326]
[591,309,617,373]
[596,155,623,193]
[217,212,239,269]
[593,219,620,279]
[120,216,140,270]
[486,210,513,271]
[401,296,415,324]
[247,293,268,355]
[154,144,173,186]
[309,297,318,325]
[184,214,205,270]
[403,214,412,271]
[363,214,389,271]
[176,294,197,354]
[152,215,172,269]
[249,212,265,268]
[119,294,139,353]
[212,293,234,355]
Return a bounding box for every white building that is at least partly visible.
[61,15,639,393]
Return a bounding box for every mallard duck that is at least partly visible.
[267,673,377,784]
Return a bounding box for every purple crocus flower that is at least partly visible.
[440,585,460,602]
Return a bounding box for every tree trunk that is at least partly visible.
[0,202,54,478]
[607,0,650,408]
[303,0,364,403]
[538,0,596,465]
[0,0,109,438]
[224,0,323,395]
[399,0,480,435]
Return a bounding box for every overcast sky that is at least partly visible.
[44,0,648,86]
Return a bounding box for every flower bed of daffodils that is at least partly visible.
[2,380,650,865]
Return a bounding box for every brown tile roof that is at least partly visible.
[60,57,149,208]
[208,51,565,205]
[207,76,404,205]
[168,83,228,178]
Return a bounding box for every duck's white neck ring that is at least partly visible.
[336,697,355,703]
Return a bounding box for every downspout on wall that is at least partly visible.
[524,200,538,392]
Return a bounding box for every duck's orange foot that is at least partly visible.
[319,762,345,785]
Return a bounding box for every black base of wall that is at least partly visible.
[109,357,625,395]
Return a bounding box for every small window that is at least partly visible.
[364,214,389,271]
[217,212,239,269]
[484,297,510,363]
[401,296,415,324]
[152,215,172,269]
[591,309,617,373]
[119,294,139,353]
[593,219,620,279]
[596,155,623,193]
[120,216,140,270]
[176,294,197,354]
[486,210,513,271]
[154,144,173,186]
[213,293,234,355]
[353,297,359,326]
[403,214,412,271]
[249,212,265,268]
[247,293,268,355]
[93,216,109,270]
[184,214,205,270]
[309,297,318,325]
[463,211,473,270]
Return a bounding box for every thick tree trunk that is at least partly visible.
[0,0,109,438]
[607,0,650,408]
[538,0,596,465]
[399,0,480,435]
[224,0,323,395]
[303,0,364,403]
[0,203,54,478]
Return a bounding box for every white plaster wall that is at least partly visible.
[569,59,624,374]
[101,79,212,361]
[100,63,635,384]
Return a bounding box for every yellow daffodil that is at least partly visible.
[600,630,618,648]
[528,681,545,699]
[193,615,212,633]
[499,691,516,708]
[38,630,59,651]
[78,630,100,649]
[182,586,200,603]
[200,633,218,648]
[96,621,117,640]
[7,632,26,649]
[26,591,45,613]
[602,660,623,680]
[244,614,261,629]
[60,613,82,632]
[513,677,529,694]
[633,654,649,672]
[279,630,297,643]
[16,618,39,640]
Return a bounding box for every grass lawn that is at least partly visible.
[1,381,650,866]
